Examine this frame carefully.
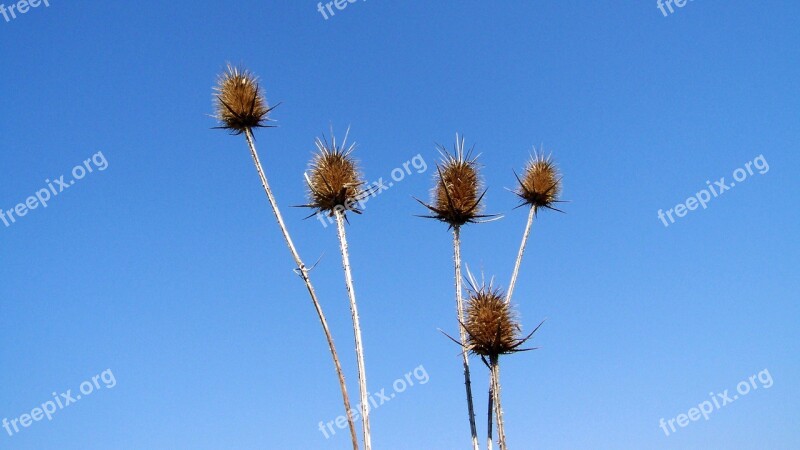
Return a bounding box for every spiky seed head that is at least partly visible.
[464,283,521,357]
[304,133,367,217]
[516,151,561,210]
[417,135,488,228]
[213,65,272,135]
[435,154,480,221]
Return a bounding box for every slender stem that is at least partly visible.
[334,210,372,450]
[487,367,494,450]
[490,356,507,450]
[506,206,536,304]
[454,226,480,450]
[244,129,359,450]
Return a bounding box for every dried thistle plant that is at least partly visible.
[506,150,564,304]
[514,151,562,212]
[464,285,520,358]
[417,135,492,228]
[456,275,542,450]
[302,131,370,217]
[304,130,373,450]
[213,65,275,134]
[417,134,496,450]
[462,278,540,358]
[465,281,516,450]
[212,65,359,450]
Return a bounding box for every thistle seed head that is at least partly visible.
[303,131,368,217]
[515,151,561,211]
[417,135,489,228]
[464,283,521,357]
[213,65,273,135]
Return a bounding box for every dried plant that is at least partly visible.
[417,134,496,450]
[302,131,370,216]
[304,130,373,450]
[213,65,275,135]
[416,135,492,228]
[464,285,520,357]
[506,150,564,304]
[212,65,359,450]
[462,279,540,358]
[212,64,565,449]
[464,281,517,450]
[514,151,562,212]
[456,275,542,450]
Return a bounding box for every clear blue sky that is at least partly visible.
[1,1,798,449]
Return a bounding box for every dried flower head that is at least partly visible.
[417,135,491,228]
[213,65,274,135]
[302,131,369,217]
[463,282,520,356]
[453,275,542,358]
[514,151,562,212]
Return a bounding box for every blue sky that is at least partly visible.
[1,1,798,449]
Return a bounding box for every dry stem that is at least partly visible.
[244,129,359,450]
[490,355,507,450]
[454,226,480,450]
[487,370,494,450]
[334,209,372,450]
[506,206,536,304]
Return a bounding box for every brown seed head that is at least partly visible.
[464,283,521,357]
[417,135,488,228]
[304,132,367,217]
[213,65,272,135]
[515,152,561,211]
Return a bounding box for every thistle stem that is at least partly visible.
[487,369,494,450]
[506,206,536,304]
[244,129,359,450]
[490,355,507,450]
[334,209,372,450]
[454,226,480,450]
